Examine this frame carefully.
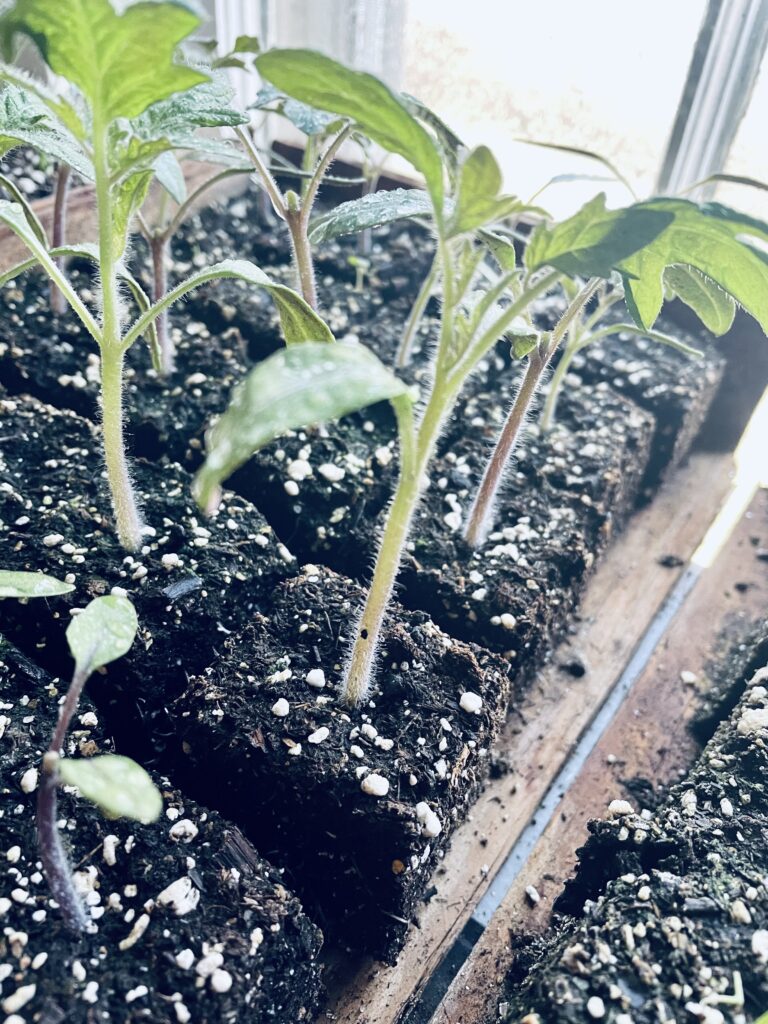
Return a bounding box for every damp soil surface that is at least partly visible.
[174,565,511,963]
[501,660,768,1023]
[0,636,323,1023]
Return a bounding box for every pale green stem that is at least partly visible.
[396,254,439,368]
[463,277,600,547]
[94,117,143,550]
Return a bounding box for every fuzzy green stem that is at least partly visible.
[101,344,143,550]
[285,206,318,309]
[396,254,439,368]
[343,388,454,707]
[50,163,71,316]
[150,234,173,375]
[463,277,600,547]
[94,117,143,550]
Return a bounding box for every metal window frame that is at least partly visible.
[657,0,768,196]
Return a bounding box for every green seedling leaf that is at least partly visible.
[0,169,47,244]
[66,595,138,677]
[232,34,261,55]
[606,323,703,358]
[122,258,334,351]
[525,193,674,279]
[153,151,186,204]
[251,83,342,137]
[0,84,91,177]
[0,569,74,598]
[256,49,444,211]
[508,323,541,358]
[0,62,84,139]
[618,198,768,332]
[450,146,522,236]
[401,92,464,172]
[663,265,736,336]
[478,229,517,271]
[195,342,413,511]
[59,754,162,823]
[111,167,153,260]
[517,138,636,197]
[309,188,433,244]
[1,0,207,124]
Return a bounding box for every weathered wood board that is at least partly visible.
[436,484,767,1024]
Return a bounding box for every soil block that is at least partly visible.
[174,564,511,963]
[501,662,768,1023]
[0,394,291,763]
[0,636,322,1022]
[570,322,726,491]
[398,380,655,662]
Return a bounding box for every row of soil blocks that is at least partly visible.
[0,637,322,1022]
[0,189,730,971]
[500,651,768,1023]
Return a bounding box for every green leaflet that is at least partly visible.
[112,168,153,260]
[1,0,207,125]
[0,569,74,598]
[194,342,414,511]
[663,265,735,336]
[0,62,84,139]
[256,48,444,212]
[121,258,334,351]
[251,83,342,137]
[450,146,521,236]
[525,193,674,279]
[153,151,186,204]
[66,595,138,677]
[0,84,91,177]
[618,198,768,332]
[309,188,434,244]
[59,755,162,823]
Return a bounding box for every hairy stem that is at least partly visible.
[50,163,71,316]
[37,664,91,932]
[237,126,287,220]
[344,391,453,706]
[463,277,600,547]
[285,205,318,309]
[463,345,549,547]
[150,234,173,375]
[94,118,143,550]
[101,346,143,550]
[396,254,439,368]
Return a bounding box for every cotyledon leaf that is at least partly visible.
[194,341,414,511]
[65,595,138,678]
[0,569,74,598]
[59,755,162,823]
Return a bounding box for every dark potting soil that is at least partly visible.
[0,146,58,202]
[0,636,323,1023]
[397,375,655,658]
[174,564,511,963]
[0,394,292,764]
[500,661,768,1023]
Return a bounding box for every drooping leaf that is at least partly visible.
[250,83,342,137]
[663,265,735,336]
[0,169,47,244]
[618,198,768,332]
[122,258,334,350]
[309,188,433,244]
[401,92,464,175]
[0,569,74,598]
[153,151,186,204]
[195,342,414,510]
[602,322,703,358]
[0,83,91,177]
[450,146,521,236]
[256,49,444,211]
[517,138,636,198]
[59,754,162,823]
[65,595,138,677]
[0,0,207,124]
[525,193,674,279]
